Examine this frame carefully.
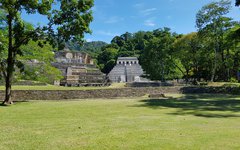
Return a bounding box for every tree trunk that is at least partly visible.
[3,53,15,104]
[2,15,14,105]
[4,71,13,104]
[211,36,219,82]
[211,22,219,82]
[211,50,217,82]
[161,61,165,82]
[186,69,189,84]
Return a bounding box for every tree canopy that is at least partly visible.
[96,0,240,84]
[0,0,94,104]
[196,0,234,81]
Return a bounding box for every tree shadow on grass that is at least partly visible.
[135,94,240,118]
[0,101,29,107]
[0,103,9,107]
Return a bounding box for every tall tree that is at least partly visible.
[173,32,201,82]
[196,0,233,81]
[141,28,178,81]
[224,24,240,80]
[0,0,94,104]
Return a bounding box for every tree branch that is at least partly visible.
[13,30,39,51]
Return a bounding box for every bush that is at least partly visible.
[230,77,238,83]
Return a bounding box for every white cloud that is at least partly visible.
[133,3,157,17]
[141,8,157,16]
[104,16,124,24]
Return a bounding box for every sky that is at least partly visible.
[22,0,240,43]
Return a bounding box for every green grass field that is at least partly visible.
[0,83,126,90]
[1,94,240,149]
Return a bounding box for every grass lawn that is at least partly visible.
[0,83,126,91]
[1,94,240,149]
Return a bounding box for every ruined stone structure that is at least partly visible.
[108,57,145,83]
[54,49,94,64]
[52,50,106,86]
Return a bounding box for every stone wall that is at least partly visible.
[0,87,182,101]
[180,86,240,95]
[0,86,238,101]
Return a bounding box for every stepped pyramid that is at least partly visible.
[52,50,105,86]
[108,57,145,83]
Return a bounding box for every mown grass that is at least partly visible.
[0,83,127,90]
[207,82,240,87]
[1,94,240,149]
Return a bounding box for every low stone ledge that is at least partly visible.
[0,87,182,101]
[1,86,237,101]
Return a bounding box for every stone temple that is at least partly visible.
[108,57,145,83]
[52,50,106,86]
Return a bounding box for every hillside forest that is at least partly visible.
[97,0,240,82]
[1,0,240,84]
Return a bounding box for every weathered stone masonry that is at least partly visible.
[0,87,182,101]
[0,86,236,101]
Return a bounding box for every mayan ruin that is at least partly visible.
[108,57,145,83]
[1,1,240,149]
[52,49,106,86]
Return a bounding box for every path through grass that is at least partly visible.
[1,94,240,149]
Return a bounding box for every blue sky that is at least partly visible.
[22,0,240,43]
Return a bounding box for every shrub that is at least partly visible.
[230,77,238,83]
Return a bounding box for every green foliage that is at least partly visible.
[230,77,238,83]
[50,0,94,48]
[0,10,8,80]
[196,0,234,81]
[17,41,63,84]
[141,28,181,81]
[20,41,55,62]
[96,6,240,83]
[97,47,118,73]
[67,41,108,59]
[0,0,94,103]
[97,31,149,74]
[18,64,62,84]
[173,32,201,81]
[97,31,148,74]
